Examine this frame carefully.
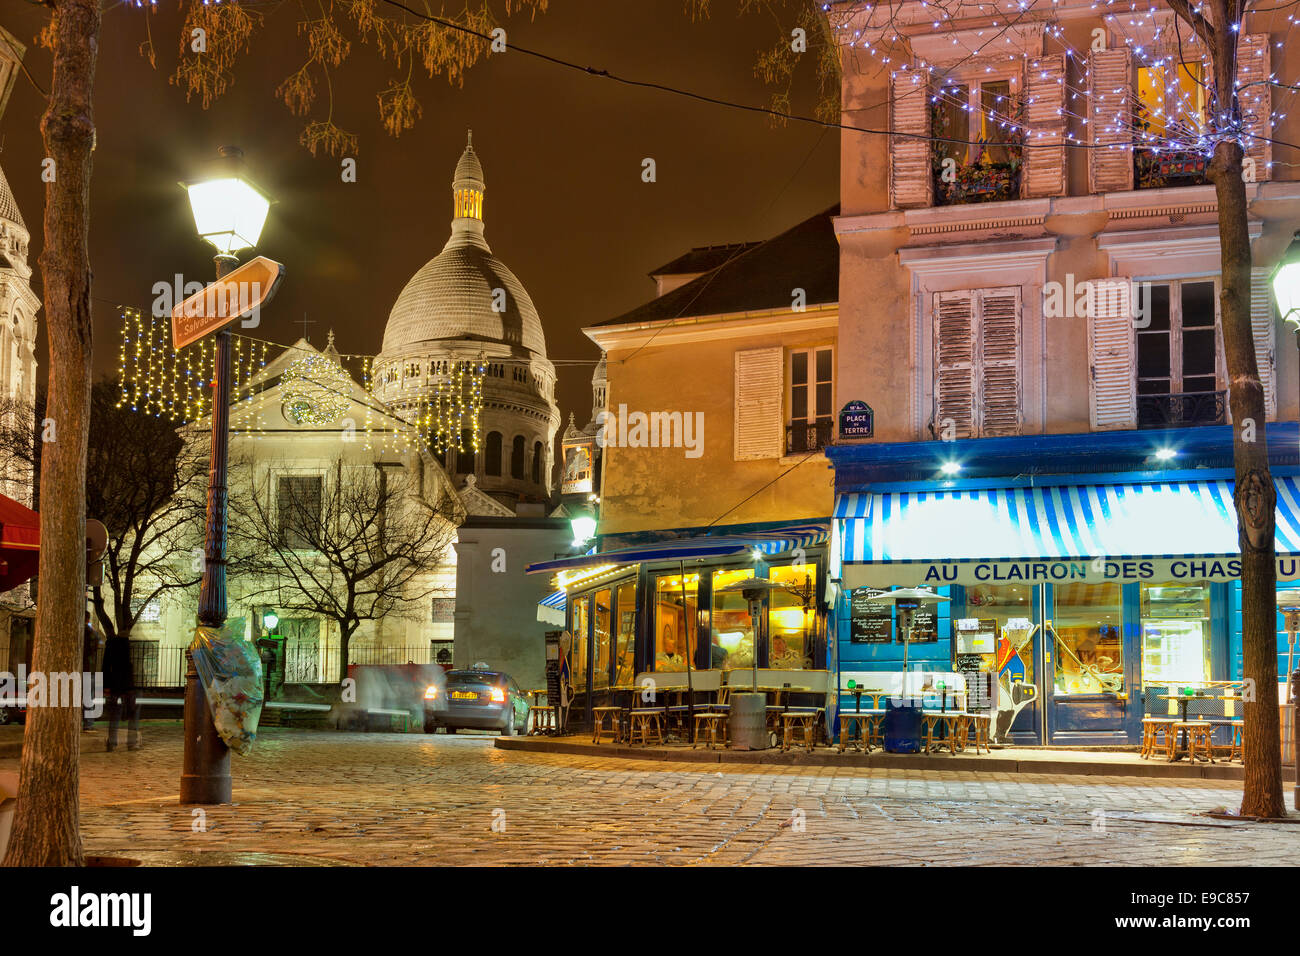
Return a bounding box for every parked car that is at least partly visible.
[424,668,528,736]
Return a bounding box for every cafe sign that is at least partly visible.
[838,400,874,440]
[844,556,1300,590]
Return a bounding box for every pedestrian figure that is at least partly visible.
[82,611,101,732]
[102,632,140,751]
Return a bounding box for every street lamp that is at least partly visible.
[179,145,272,805]
[1270,230,1300,328]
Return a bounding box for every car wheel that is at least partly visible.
[445,726,457,734]
[501,711,517,736]
[0,707,11,726]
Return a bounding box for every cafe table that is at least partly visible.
[1159,693,1215,760]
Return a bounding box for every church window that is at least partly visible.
[511,435,526,480]
[532,441,544,485]
[277,475,322,550]
[457,428,476,474]
[485,432,503,476]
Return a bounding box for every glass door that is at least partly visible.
[965,583,1041,743]
[1046,582,1132,742]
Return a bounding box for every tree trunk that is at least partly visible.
[1211,137,1286,818]
[339,623,355,687]
[3,0,103,866]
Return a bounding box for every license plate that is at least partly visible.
[450,691,478,700]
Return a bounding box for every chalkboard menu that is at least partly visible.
[901,604,938,644]
[955,658,995,712]
[850,588,893,644]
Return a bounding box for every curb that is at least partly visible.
[495,736,1296,782]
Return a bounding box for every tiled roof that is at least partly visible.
[0,164,25,230]
[648,242,762,278]
[599,205,839,327]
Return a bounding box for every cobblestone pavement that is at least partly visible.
[3,723,1296,865]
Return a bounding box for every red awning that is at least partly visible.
[0,494,39,592]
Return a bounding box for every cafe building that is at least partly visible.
[528,523,835,727]
[825,424,1300,746]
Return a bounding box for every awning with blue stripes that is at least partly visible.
[537,589,567,626]
[835,478,1300,589]
[526,524,829,576]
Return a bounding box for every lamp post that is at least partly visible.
[1273,234,1300,809]
[179,146,272,805]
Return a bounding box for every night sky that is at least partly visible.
[3,0,837,427]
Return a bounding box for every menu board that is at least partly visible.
[954,617,997,654]
[850,588,893,644]
[955,657,995,712]
[901,604,938,644]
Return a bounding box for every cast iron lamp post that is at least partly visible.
[179,146,272,804]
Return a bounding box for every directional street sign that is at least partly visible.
[170,255,285,349]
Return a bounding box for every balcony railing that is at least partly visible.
[1137,390,1227,428]
[786,419,833,454]
[1135,148,1208,189]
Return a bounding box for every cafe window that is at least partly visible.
[712,568,755,670]
[570,596,589,690]
[767,563,816,669]
[653,572,698,672]
[593,588,612,690]
[1141,582,1211,685]
[615,581,636,687]
[966,584,1034,687]
[1051,582,1124,695]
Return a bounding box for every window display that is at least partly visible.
[654,572,698,672]
[614,581,636,687]
[1051,582,1123,695]
[712,568,755,670]
[593,588,611,689]
[966,584,1034,686]
[767,563,816,669]
[570,596,589,689]
[1141,582,1211,685]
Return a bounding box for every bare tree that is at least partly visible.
[228,457,461,685]
[86,379,204,642]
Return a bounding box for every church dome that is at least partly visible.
[0,164,24,231]
[380,132,547,358]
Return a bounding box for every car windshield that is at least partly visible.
[447,671,501,684]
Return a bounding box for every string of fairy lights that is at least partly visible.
[116,305,487,457]
[829,0,1298,167]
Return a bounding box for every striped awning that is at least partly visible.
[526,524,828,576]
[835,478,1300,587]
[537,589,567,626]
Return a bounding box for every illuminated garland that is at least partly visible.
[280,352,353,425]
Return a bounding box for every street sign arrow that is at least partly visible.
[171,255,285,350]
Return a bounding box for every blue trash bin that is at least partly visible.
[883,696,923,753]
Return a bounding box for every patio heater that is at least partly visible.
[715,576,797,750]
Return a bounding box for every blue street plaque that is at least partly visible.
[839,400,874,439]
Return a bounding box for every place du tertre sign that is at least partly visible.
[839,400,874,440]
[171,256,286,349]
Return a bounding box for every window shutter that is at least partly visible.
[1088,49,1134,193]
[734,346,783,460]
[1251,270,1278,420]
[1236,34,1272,183]
[1021,55,1067,198]
[1086,279,1136,429]
[979,289,1022,437]
[933,291,976,440]
[890,70,933,209]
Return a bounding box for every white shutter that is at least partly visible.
[1250,270,1278,420]
[1087,279,1137,429]
[890,70,933,209]
[1021,56,1067,199]
[1236,34,1272,184]
[733,346,783,460]
[1088,49,1134,193]
[979,289,1022,437]
[933,292,976,440]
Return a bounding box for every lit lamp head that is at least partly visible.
[570,512,597,547]
[262,609,279,632]
[1271,230,1300,330]
[182,145,272,256]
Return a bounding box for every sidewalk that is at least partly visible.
[497,734,1296,782]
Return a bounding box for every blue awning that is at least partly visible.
[835,478,1300,589]
[537,589,567,626]
[526,524,829,576]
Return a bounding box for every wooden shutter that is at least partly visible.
[933,292,976,440]
[1087,279,1136,429]
[979,289,1022,437]
[1237,34,1272,183]
[1021,55,1067,198]
[1250,270,1278,420]
[733,346,783,460]
[890,70,933,209]
[1088,49,1134,193]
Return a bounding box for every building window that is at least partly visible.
[1136,280,1224,427]
[531,440,543,484]
[767,563,816,669]
[1135,62,1208,188]
[484,431,502,476]
[511,435,526,480]
[1140,582,1211,685]
[712,568,756,670]
[932,77,1022,204]
[787,346,833,454]
[456,428,475,474]
[653,572,698,672]
[615,581,636,686]
[593,588,612,690]
[277,475,322,550]
[932,287,1021,439]
[1051,583,1124,695]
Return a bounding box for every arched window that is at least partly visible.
[456,428,476,474]
[485,432,502,476]
[511,435,526,480]
[532,441,544,484]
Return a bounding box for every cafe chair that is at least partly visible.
[1140,717,1176,759]
[592,705,622,744]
